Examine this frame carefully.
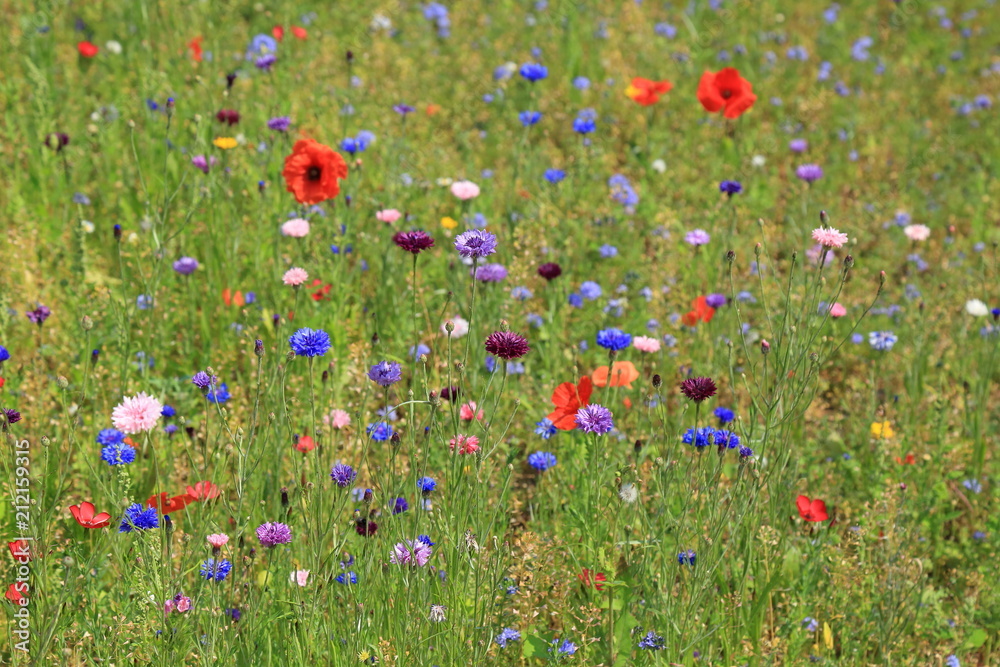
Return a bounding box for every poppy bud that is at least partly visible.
[113,224,122,240]
[651,374,662,388]
[254,339,264,357]
[761,339,771,355]
[726,249,735,263]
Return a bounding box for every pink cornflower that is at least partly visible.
[459,402,484,421]
[281,218,310,237]
[450,180,480,200]
[449,434,480,455]
[390,539,432,566]
[811,227,849,249]
[903,224,930,241]
[632,336,661,353]
[282,267,308,286]
[164,594,192,614]
[290,569,310,586]
[325,409,351,429]
[376,209,402,223]
[829,302,847,318]
[111,392,163,434]
[206,533,229,549]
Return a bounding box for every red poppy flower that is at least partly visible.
[547,376,593,430]
[77,41,99,58]
[291,26,308,40]
[188,36,203,62]
[272,25,285,42]
[697,68,757,119]
[295,435,315,453]
[682,296,716,327]
[895,453,916,465]
[282,139,349,205]
[578,568,606,591]
[222,289,245,307]
[796,495,829,522]
[0,378,5,389]
[626,77,673,106]
[186,481,221,501]
[6,583,27,604]
[147,492,195,514]
[69,501,111,529]
[8,540,32,562]
[310,279,332,302]
[591,361,640,389]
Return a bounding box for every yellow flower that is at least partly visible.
[440,216,458,230]
[870,421,894,439]
[357,651,371,662]
[213,137,238,150]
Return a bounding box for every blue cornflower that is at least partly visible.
[161,405,176,418]
[101,442,136,466]
[206,383,231,404]
[330,464,357,488]
[596,328,632,351]
[417,534,435,546]
[335,571,358,585]
[851,36,873,61]
[527,451,557,471]
[573,116,596,134]
[366,422,394,441]
[677,549,696,565]
[599,244,618,258]
[246,34,277,60]
[714,407,735,424]
[551,639,577,656]
[638,631,665,650]
[739,446,754,458]
[392,497,409,514]
[682,427,715,448]
[340,137,358,154]
[544,168,566,183]
[200,558,233,582]
[580,281,602,300]
[289,328,331,357]
[136,295,154,310]
[534,418,557,439]
[526,313,544,328]
[417,476,437,493]
[714,429,740,449]
[572,76,590,89]
[73,192,91,205]
[495,628,521,648]
[119,504,158,532]
[356,130,376,150]
[519,62,548,82]
[510,286,533,301]
[654,22,677,38]
[410,343,431,359]
[368,361,403,387]
[519,111,542,126]
[868,331,898,351]
[945,655,960,667]
[719,180,742,196]
[568,293,584,308]
[963,479,982,494]
[96,428,125,446]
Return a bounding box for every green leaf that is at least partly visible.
[523,634,551,659]
[962,629,988,650]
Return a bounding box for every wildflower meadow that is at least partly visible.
[3,1,1000,665]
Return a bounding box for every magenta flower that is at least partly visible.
[390,539,433,566]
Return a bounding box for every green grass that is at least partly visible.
[1,1,999,665]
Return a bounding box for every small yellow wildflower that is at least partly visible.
[870,421,894,439]
[440,216,458,230]
[213,137,238,150]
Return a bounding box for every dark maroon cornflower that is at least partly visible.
[484,331,530,360]
[355,519,378,537]
[537,262,562,281]
[679,377,717,403]
[44,133,70,152]
[439,386,460,401]
[225,72,238,90]
[215,109,240,126]
[3,408,21,425]
[393,230,435,254]
[26,305,51,326]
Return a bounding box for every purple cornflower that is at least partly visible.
[495,628,522,648]
[454,230,498,259]
[393,103,415,115]
[3,409,22,426]
[368,361,403,387]
[173,257,199,275]
[719,180,742,196]
[390,539,432,566]
[484,331,530,360]
[392,497,409,514]
[267,116,291,132]
[256,522,292,548]
[789,138,808,153]
[705,293,727,308]
[191,371,217,390]
[26,305,51,326]
[190,155,216,173]
[685,229,711,246]
[576,404,614,434]
[330,463,357,488]
[678,549,696,565]
[473,263,507,282]
[255,54,276,70]
[393,230,435,254]
[796,164,824,183]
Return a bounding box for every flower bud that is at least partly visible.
[726,249,735,264]
[651,374,662,388]
[254,339,264,357]
[819,210,828,224]
[81,315,94,331]
[761,339,771,355]
[844,254,854,269]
